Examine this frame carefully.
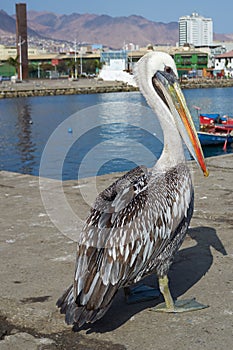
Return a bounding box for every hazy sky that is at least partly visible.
[1,0,232,34]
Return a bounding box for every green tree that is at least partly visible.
[65,58,76,78]
[94,59,102,74]
[57,60,69,75]
[28,63,38,78]
[6,56,19,75]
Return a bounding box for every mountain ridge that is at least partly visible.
[0,9,233,49]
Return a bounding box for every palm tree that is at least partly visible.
[6,56,19,76]
[65,58,76,79]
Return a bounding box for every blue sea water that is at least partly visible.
[0,87,233,180]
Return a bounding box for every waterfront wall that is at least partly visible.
[181,78,233,89]
[0,81,138,99]
[1,78,233,99]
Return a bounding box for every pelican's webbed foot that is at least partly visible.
[151,275,208,313]
[124,284,160,304]
[152,298,208,312]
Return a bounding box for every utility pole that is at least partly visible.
[80,49,83,76]
[38,62,41,79]
[74,39,78,79]
[18,35,25,81]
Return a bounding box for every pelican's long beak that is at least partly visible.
[153,71,209,177]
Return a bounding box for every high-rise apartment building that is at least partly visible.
[179,12,213,47]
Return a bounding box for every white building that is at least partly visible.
[179,13,213,47]
[0,44,48,61]
[214,50,233,77]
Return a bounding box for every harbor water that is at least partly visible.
[0,87,233,180]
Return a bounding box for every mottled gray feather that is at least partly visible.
[57,163,193,327]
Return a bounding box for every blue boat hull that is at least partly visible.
[198,131,233,146]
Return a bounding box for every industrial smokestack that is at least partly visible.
[16,3,28,80]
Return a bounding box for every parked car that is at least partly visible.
[1,76,11,81]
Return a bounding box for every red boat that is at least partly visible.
[214,124,233,133]
[198,113,233,147]
[199,113,233,131]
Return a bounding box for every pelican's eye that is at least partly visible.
[165,66,172,74]
[163,66,177,82]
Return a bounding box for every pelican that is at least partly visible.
[57,51,209,328]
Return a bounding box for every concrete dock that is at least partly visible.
[0,154,233,349]
[0,78,137,99]
[1,77,233,99]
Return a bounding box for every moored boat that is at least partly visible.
[197,130,233,146]
[199,113,233,130]
[197,112,233,146]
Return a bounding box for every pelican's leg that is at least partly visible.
[151,275,208,312]
[124,285,160,304]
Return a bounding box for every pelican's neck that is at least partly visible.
[142,79,185,172]
[156,107,185,172]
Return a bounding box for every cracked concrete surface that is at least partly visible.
[0,154,233,349]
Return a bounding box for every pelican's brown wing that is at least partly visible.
[57,163,193,327]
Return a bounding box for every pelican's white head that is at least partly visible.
[134,51,208,177]
[134,51,178,97]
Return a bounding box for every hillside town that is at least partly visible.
[1,7,233,83]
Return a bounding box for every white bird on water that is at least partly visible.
[57,51,209,328]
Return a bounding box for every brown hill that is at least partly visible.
[26,11,179,48]
[0,9,233,49]
[0,9,39,37]
[0,10,15,34]
[214,33,233,42]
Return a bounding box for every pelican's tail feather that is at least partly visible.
[56,284,114,328]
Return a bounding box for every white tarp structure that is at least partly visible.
[99,58,137,86]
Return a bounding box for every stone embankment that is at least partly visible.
[181,78,233,89]
[0,79,138,99]
[1,77,233,99]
